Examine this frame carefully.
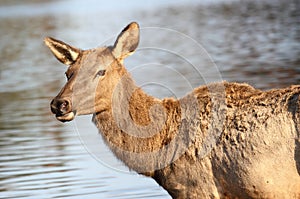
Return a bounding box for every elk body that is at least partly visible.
[45,22,300,199]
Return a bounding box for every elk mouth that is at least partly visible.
[56,111,76,122]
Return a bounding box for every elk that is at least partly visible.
[44,22,300,199]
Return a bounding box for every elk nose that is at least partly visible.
[50,98,71,115]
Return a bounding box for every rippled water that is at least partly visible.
[0,0,299,198]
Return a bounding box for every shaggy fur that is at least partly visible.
[93,71,300,198]
[45,22,300,199]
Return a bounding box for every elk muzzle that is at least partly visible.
[50,98,75,122]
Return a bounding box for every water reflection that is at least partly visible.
[0,0,299,198]
[146,0,300,90]
[0,1,172,198]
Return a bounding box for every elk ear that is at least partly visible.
[44,37,81,65]
[112,22,140,61]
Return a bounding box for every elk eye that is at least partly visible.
[96,70,106,77]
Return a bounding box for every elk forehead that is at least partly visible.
[67,47,115,77]
[82,47,114,70]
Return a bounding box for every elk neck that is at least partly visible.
[92,69,182,172]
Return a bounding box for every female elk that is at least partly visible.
[45,22,300,199]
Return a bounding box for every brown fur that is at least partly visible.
[45,22,300,199]
[93,69,300,198]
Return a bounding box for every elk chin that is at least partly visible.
[56,111,75,122]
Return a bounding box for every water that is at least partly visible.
[0,0,299,198]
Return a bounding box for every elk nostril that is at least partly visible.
[50,98,71,115]
[59,101,68,111]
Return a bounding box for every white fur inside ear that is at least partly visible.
[44,37,80,65]
[112,22,139,60]
[112,46,122,59]
[69,50,80,63]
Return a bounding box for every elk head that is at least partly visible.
[45,22,140,122]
